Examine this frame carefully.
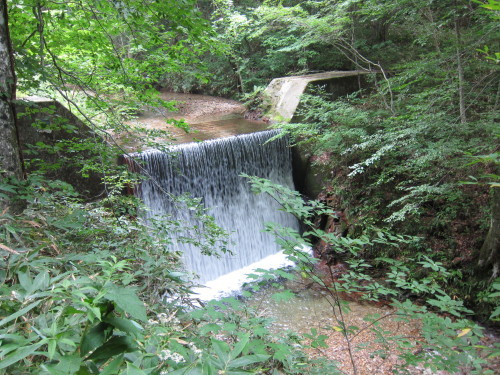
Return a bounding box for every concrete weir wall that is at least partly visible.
[15,97,105,199]
[263,71,370,123]
[263,71,372,198]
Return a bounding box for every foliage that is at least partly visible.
[3,1,336,373]
[277,73,497,263]
[245,175,498,374]
[273,75,497,314]
[11,0,211,89]
[478,278,500,321]
[0,180,145,372]
[0,174,338,374]
[4,131,494,374]
[2,0,499,373]
[186,297,339,374]
[173,0,357,97]
[234,0,499,316]
[9,0,216,139]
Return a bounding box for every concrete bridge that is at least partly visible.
[263,70,371,122]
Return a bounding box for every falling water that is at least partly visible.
[131,130,300,284]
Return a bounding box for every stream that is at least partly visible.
[119,91,269,151]
[127,92,498,375]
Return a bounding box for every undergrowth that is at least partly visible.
[273,83,498,317]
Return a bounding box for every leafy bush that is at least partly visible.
[0,173,341,374]
[244,175,499,374]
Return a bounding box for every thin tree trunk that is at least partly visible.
[228,58,244,94]
[423,7,441,54]
[454,16,467,124]
[0,0,23,208]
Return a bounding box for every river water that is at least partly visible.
[122,92,269,150]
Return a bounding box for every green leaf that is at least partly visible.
[17,270,32,293]
[104,317,143,338]
[58,338,78,348]
[0,184,17,193]
[105,285,147,322]
[167,366,203,375]
[64,306,86,316]
[200,323,221,335]
[0,342,44,369]
[30,271,50,294]
[100,354,124,375]
[0,300,42,327]
[75,366,93,375]
[480,0,500,11]
[125,363,147,375]
[80,322,110,357]
[228,354,271,368]
[211,339,230,363]
[490,306,500,320]
[48,339,57,360]
[57,354,82,372]
[86,336,138,362]
[229,333,249,361]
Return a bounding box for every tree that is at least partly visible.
[0,0,23,200]
[7,0,214,135]
[0,0,216,206]
[479,186,500,279]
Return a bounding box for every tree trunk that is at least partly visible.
[478,187,500,280]
[454,14,467,124]
[0,0,23,209]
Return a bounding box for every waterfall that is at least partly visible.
[131,129,299,284]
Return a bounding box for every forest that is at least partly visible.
[0,0,499,374]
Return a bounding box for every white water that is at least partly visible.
[191,246,312,302]
[132,130,300,284]
[192,250,293,301]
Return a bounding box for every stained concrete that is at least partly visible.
[262,71,373,198]
[263,71,370,122]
